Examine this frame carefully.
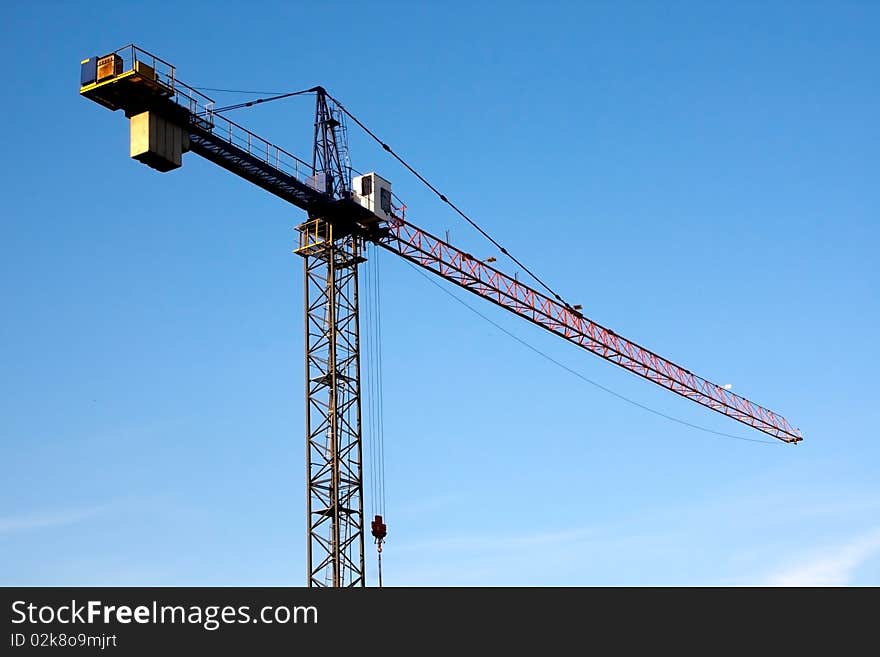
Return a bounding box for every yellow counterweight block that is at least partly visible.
[129,111,189,172]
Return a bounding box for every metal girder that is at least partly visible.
[188,124,330,214]
[301,89,366,588]
[80,47,803,593]
[379,219,802,444]
[302,230,366,587]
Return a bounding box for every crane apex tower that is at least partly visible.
[79,43,804,588]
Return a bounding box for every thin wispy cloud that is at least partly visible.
[0,505,109,534]
[394,526,598,555]
[388,527,598,585]
[761,529,880,586]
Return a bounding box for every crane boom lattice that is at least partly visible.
[78,44,803,588]
[380,221,802,443]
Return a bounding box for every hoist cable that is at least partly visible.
[324,91,577,311]
[375,247,387,514]
[364,244,387,515]
[363,245,376,513]
[366,245,381,515]
[193,86,286,95]
[210,87,319,114]
[200,84,573,309]
[371,246,382,513]
[376,543,384,588]
[404,261,781,446]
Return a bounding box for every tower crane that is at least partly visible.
[79,46,803,588]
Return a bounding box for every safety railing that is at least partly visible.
[295,218,333,256]
[197,109,314,186]
[106,44,178,92]
[106,44,316,189]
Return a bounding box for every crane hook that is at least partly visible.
[371,514,387,587]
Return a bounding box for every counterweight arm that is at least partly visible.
[379,219,802,444]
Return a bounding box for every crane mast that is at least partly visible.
[78,45,803,588]
[301,91,366,587]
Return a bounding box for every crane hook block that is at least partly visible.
[371,515,387,541]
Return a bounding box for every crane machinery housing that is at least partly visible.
[79,45,803,588]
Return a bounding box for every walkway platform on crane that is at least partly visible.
[295,210,386,258]
[80,46,178,117]
[80,44,389,244]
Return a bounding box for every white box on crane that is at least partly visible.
[130,111,189,172]
[351,172,393,221]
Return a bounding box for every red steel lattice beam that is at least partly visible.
[379,219,802,444]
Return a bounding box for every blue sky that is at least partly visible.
[1,1,878,586]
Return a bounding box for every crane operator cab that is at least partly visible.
[352,173,394,223]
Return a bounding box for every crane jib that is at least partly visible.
[78,45,801,445]
[379,220,802,444]
[80,43,804,588]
